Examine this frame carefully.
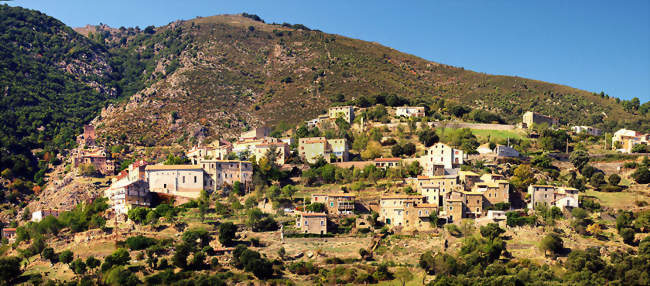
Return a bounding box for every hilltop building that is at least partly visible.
[197,159,253,192]
[522,111,558,129]
[146,165,206,199]
[395,106,425,117]
[76,124,97,147]
[328,106,355,123]
[298,137,349,163]
[296,212,327,234]
[612,129,649,153]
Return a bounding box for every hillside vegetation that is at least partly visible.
[92,14,648,146]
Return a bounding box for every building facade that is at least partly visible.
[31,209,60,222]
[199,160,253,192]
[328,106,355,123]
[146,165,206,199]
[72,148,115,175]
[527,185,579,210]
[298,137,349,164]
[296,212,327,234]
[612,129,649,153]
[571,126,603,136]
[311,193,355,215]
[522,111,558,129]
[252,142,290,166]
[396,106,425,117]
[374,158,401,169]
[420,143,464,175]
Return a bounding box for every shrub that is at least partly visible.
[125,235,157,250]
[620,228,635,245]
[539,233,563,255]
[218,222,237,246]
[608,174,621,185]
[288,261,319,275]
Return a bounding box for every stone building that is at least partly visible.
[527,185,579,210]
[419,143,464,175]
[252,142,290,166]
[239,127,270,141]
[31,209,60,222]
[72,148,115,175]
[522,111,558,129]
[296,212,327,234]
[76,124,97,147]
[198,160,253,192]
[328,106,355,123]
[187,141,233,163]
[105,160,151,215]
[298,137,349,163]
[374,158,402,169]
[311,193,355,215]
[379,195,425,227]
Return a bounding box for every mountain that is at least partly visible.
[0,5,118,185]
[0,6,647,185]
[88,14,648,146]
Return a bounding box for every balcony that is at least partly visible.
[337,202,354,210]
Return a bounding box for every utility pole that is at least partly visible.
[566,137,569,154]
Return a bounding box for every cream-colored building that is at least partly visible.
[419,143,464,175]
[145,165,206,199]
[571,126,602,136]
[298,137,349,163]
[395,106,425,117]
[612,129,649,153]
[522,111,558,129]
[374,157,401,169]
[187,141,233,163]
[252,142,290,165]
[296,212,327,234]
[328,106,355,123]
[105,161,151,215]
[379,195,425,227]
[31,209,60,222]
[233,137,278,154]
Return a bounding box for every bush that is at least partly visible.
[305,203,325,213]
[620,228,635,245]
[631,167,650,184]
[480,223,505,240]
[288,261,319,275]
[608,174,621,186]
[218,222,237,246]
[539,233,563,255]
[125,235,157,250]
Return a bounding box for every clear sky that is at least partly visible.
[9,0,650,102]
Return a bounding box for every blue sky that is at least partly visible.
[9,0,650,102]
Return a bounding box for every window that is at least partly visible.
[320,220,324,226]
[182,176,185,183]
[163,184,167,189]
[330,202,334,207]
[304,220,308,226]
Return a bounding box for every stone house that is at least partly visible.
[522,111,558,129]
[296,212,327,234]
[72,148,115,175]
[239,127,270,141]
[198,160,253,192]
[328,106,355,123]
[379,195,425,227]
[252,142,290,166]
[419,143,464,175]
[298,137,349,163]
[105,180,151,215]
[311,193,355,215]
[527,185,579,210]
[495,145,520,158]
[395,106,425,117]
[374,157,401,169]
[187,141,233,163]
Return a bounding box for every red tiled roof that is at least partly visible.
[301,212,327,217]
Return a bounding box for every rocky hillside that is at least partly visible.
[91,14,647,146]
[0,5,117,184]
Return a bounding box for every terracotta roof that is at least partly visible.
[145,165,204,171]
[2,228,16,231]
[325,193,356,198]
[256,142,288,148]
[374,157,401,162]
